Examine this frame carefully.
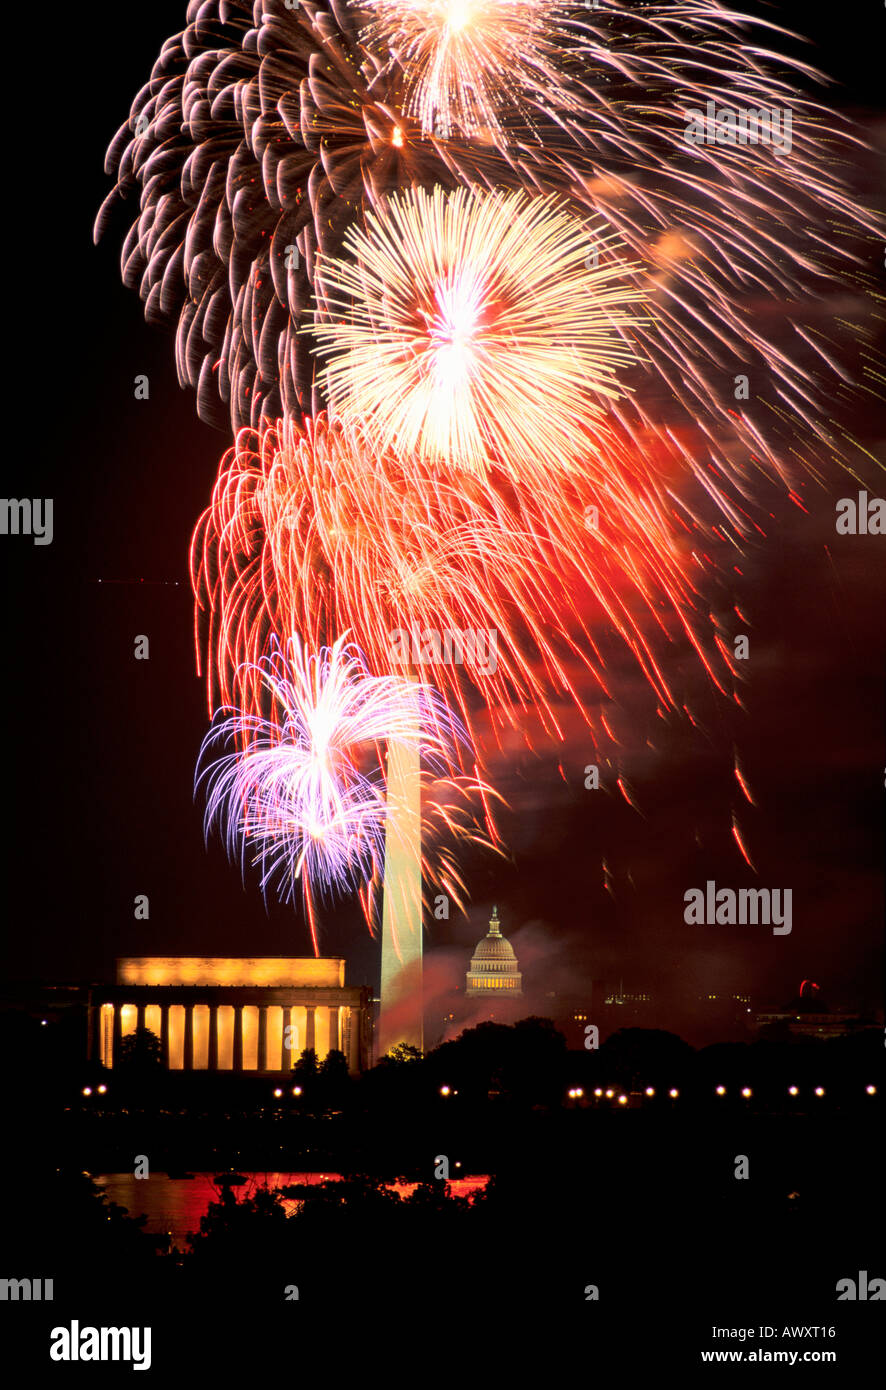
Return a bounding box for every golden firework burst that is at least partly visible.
[310,184,644,481]
[357,0,579,139]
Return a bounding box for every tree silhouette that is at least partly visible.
[117,1026,164,1074]
[597,1028,694,1088]
[383,1043,423,1065]
[318,1048,350,1107]
[293,1047,318,1083]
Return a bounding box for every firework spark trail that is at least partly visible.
[734,753,756,806]
[731,813,756,871]
[190,411,735,767]
[310,184,644,480]
[196,633,498,946]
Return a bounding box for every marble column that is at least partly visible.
[280,1006,291,1071]
[232,1005,244,1072]
[183,1005,194,1070]
[257,1006,268,1072]
[329,1005,339,1053]
[208,1004,219,1071]
[305,1005,316,1053]
[136,1002,146,1033]
[86,1001,97,1062]
[112,1003,123,1069]
[160,1004,170,1068]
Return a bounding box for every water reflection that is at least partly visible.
[94,1172,489,1249]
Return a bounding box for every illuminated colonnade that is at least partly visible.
[89,958,369,1074]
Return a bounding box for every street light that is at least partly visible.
[716,1085,726,1096]
[645,1087,655,1097]
[440,1085,451,1096]
[741,1087,752,1098]
[82,1087,92,1096]
[669,1088,679,1099]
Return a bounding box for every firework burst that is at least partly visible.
[191,412,734,758]
[97,0,883,532]
[311,184,644,480]
[356,0,580,140]
[192,412,591,740]
[197,633,497,947]
[95,0,517,431]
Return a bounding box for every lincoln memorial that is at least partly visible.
[87,957,371,1074]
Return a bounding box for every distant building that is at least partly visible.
[754,1010,873,1040]
[90,957,371,1073]
[605,983,653,1009]
[601,980,657,1028]
[754,982,875,1040]
[537,980,655,1044]
[465,908,522,997]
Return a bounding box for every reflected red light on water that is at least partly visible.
[95,1172,490,1249]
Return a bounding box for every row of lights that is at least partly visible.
[83,1081,876,1100]
[84,1083,309,1099]
[574,1084,877,1101]
[590,1087,679,1100]
[441,1083,844,1104]
[716,1084,878,1098]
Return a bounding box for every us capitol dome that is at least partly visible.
[465,907,522,997]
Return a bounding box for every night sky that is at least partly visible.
[3,0,883,1034]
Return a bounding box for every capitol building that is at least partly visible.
[465,908,522,997]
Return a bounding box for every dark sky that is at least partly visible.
[2,1,883,1027]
